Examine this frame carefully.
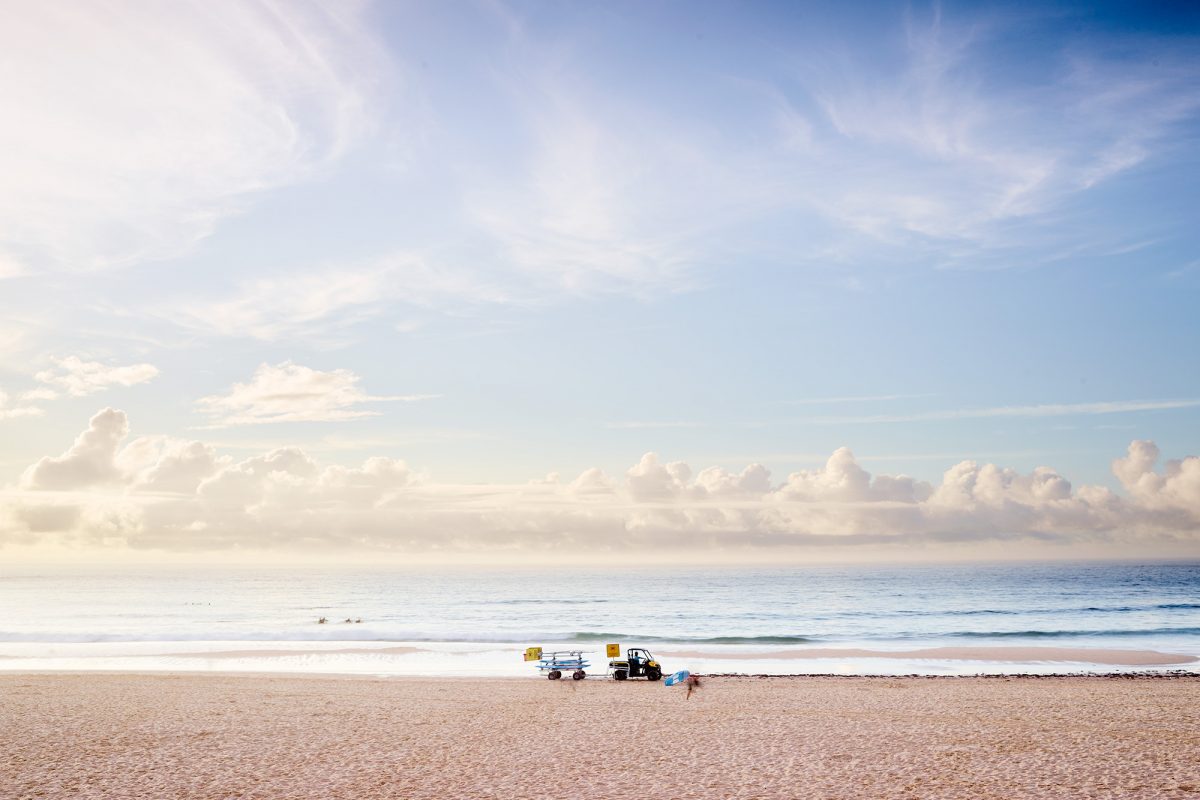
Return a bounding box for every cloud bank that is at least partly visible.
[3,409,1197,560]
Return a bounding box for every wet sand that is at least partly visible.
[656,645,1199,666]
[2,673,1198,799]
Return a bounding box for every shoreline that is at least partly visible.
[2,669,1198,681]
[3,641,1197,678]
[655,644,1199,665]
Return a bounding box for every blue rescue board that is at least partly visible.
[664,669,690,686]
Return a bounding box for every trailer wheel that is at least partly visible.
[614,669,628,681]
[572,670,586,680]
[548,670,561,680]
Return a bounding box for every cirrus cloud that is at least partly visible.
[0,0,383,273]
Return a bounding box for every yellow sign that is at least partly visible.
[524,647,543,662]
[606,643,621,658]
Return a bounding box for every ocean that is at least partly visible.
[1,561,1197,676]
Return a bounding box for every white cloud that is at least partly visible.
[695,463,773,497]
[2,358,155,422]
[0,1,382,273]
[20,388,59,402]
[36,356,159,397]
[170,255,509,342]
[777,10,1200,264]
[467,101,706,296]
[627,453,696,501]
[196,447,321,510]
[778,448,934,504]
[447,19,781,300]
[117,436,230,494]
[196,362,436,426]
[22,408,129,489]
[175,268,392,342]
[0,0,1191,345]
[3,412,1199,558]
[569,467,616,496]
[317,457,415,506]
[453,5,1200,299]
[1113,440,1200,520]
[0,389,44,421]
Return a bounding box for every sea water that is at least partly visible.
[1,561,1197,676]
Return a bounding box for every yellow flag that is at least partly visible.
[606,643,621,658]
[524,646,543,662]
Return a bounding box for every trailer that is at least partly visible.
[534,649,590,680]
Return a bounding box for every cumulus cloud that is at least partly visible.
[117,436,230,494]
[569,467,617,496]
[4,410,1199,557]
[196,362,437,426]
[0,1,382,273]
[35,356,158,397]
[13,503,83,534]
[778,448,930,503]
[1113,440,1200,520]
[695,463,773,497]
[196,447,321,510]
[627,453,695,501]
[22,408,129,489]
[317,457,415,506]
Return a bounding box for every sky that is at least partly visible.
[1,0,1198,564]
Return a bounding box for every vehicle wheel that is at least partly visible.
[572,670,586,680]
[614,669,628,681]
[647,668,662,681]
[548,670,561,680]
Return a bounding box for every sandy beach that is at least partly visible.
[3,673,1198,799]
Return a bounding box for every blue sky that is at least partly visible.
[1,1,1197,561]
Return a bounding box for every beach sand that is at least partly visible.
[2,674,1198,799]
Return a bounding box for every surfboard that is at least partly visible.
[664,669,690,686]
